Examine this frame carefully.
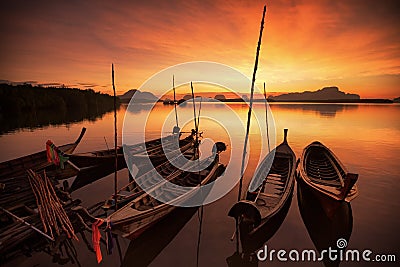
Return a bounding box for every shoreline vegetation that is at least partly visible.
[0,83,119,113]
[0,83,120,134]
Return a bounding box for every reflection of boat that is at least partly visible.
[228,129,296,239]
[297,181,353,267]
[121,206,198,267]
[227,191,293,267]
[68,163,117,192]
[109,150,224,240]
[0,127,86,179]
[297,141,358,218]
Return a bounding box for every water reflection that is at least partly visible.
[1,102,398,267]
[226,194,293,266]
[126,103,154,114]
[68,164,118,192]
[297,182,353,267]
[122,207,198,267]
[270,103,358,118]
[0,106,116,134]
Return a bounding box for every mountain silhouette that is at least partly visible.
[269,86,360,101]
[119,89,158,102]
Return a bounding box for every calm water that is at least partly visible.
[1,102,399,267]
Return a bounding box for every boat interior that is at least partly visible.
[305,146,345,187]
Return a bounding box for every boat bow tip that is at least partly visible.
[75,127,87,144]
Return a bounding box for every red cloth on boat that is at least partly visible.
[92,218,104,263]
[46,140,69,169]
[46,140,60,165]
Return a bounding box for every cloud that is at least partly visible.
[0,0,399,97]
[0,79,38,85]
[38,82,62,87]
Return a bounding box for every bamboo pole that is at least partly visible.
[190,82,199,156]
[112,63,118,211]
[263,82,271,153]
[237,5,267,201]
[235,5,267,252]
[26,170,78,241]
[173,75,179,128]
[190,82,198,134]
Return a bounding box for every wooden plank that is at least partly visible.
[323,151,344,187]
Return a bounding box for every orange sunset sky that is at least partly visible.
[0,0,399,98]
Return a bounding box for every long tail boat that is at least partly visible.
[0,127,86,180]
[228,129,296,238]
[108,146,225,240]
[66,133,194,170]
[101,140,196,210]
[127,133,195,172]
[297,141,358,218]
[68,134,195,193]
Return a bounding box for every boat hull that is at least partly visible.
[297,141,359,218]
[296,174,342,219]
[229,129,296,240]
[0,127,86,179]
[111,160,221,240]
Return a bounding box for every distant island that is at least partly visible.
[266,86,393,103]
[119,89,158,103]
[268,86,359,101]
[119,86,396,104]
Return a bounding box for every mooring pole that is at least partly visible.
[236,5,267,252]
[237,4,266,202]
[112,64,118,212]
[263,82,271,152]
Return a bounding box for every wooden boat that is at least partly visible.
[67,133,193,170]
[297,181,353,267]
[101,144,196,210]
[0,198,83,263]
[297,141,358,218]
[68,134,195,194]
[128,133,195,172]
[0,128,86,180]
[108,149,224,240]
[228,129,296,237]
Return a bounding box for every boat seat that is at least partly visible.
[261,193,280,198]
[161,185,188,195]
[309,176,341,187]
[274,152,292,159]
